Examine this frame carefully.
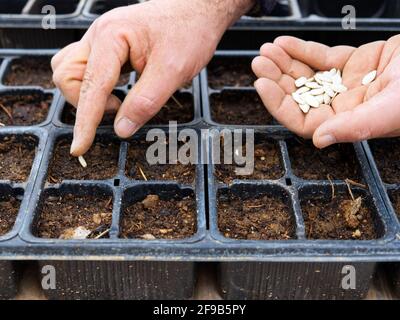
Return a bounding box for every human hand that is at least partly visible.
[252,35,400,148]
[52,0,254,156]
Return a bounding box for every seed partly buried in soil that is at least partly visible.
[0,93,52,126]
[215,140,283,184]
[126,139,195,184]
[0,196,21,236]
[47,138,119,182]
[210,91,273,125]
[35,193,113,239]
[218,192,295,240]
[207,57,256,88]
[121,194,196,239]
[0,135,37,182]
[4,57,54,88]
[302,193,378,240]
[369,138,400,184]
[287,139,362,181]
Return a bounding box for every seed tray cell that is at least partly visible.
[362,138,400,297]
[242,0,302,21]
[53,77,202,129]
[83,0,140,18]
[206,126,397,298]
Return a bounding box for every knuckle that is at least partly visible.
[52,68,67,87]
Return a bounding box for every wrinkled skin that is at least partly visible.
[252,35,400,148]
[52,0,253,156]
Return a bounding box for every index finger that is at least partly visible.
[70,43,124,156]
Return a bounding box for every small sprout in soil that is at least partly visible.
[78,155,87,168]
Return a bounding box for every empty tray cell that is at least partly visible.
[207,56,256,88]
[299,0,396,18]
[47,136,119,183]
[217,185,296,240]
[0,188,22,237]
[369,138,400,185]
[126,138,196,184]
[88,0,139,15]
[287,139,363,181]
[147,92,194,125]
[389,190,400,219]
[28,0,80,15]
[210,90,273,125]
[34,186,113,239]
[300,185,383,240]
[0,91,52,126]
[0,135,37,182]
[0,0,28,14]
[120,186,196,239]
[215,137,283,184]
[3,57,54,88]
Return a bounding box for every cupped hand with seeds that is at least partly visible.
[51,0,255,156]
[252,35,400,148]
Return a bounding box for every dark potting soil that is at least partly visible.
[61,103,115,126]
[302,193,378,240]
[4,57,54,88]
[147,92,194,125]
[121,194,196,239]
[0,196,20,236]
[287,139,363,181]
[369,138,400,185]
[126,140,195,184]
[215,140,283,184]
[0,135,37,182]
[0,93,52,126]
[210,91,273,125]
[47,138,119,182]
[207,57,256,88]
[35,193,113,239]
[390,191,400,219]
[218,193,295,240]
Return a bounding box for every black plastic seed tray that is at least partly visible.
[361,139,400,298]
[0,49,399,300]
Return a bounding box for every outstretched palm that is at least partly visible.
[252,35,400,148]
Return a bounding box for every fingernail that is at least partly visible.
[115,117,138,138]
[70,138,78,155]
[317,134,336,148]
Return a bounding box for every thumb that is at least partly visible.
[114,56,183,138]
[313,80,400,148]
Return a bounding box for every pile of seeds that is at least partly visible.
[292,69,377,114]
[292,69,347,114]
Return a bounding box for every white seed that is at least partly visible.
[305,82,321,89]
[303,93,320,108]
[292,92,305,105]
[331,83,348,93]
[332,72,342,85]
[295,76,308,87]
[323,93,331,105]
[307,76,315,82]
[324,85,336,97]
[78,155,87,168]
[309,88,325,96]
[329,68,337,76]
[296,86,310,94]
[316,95,324,105]
[362,70,377,85]
[299,104,310,114]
